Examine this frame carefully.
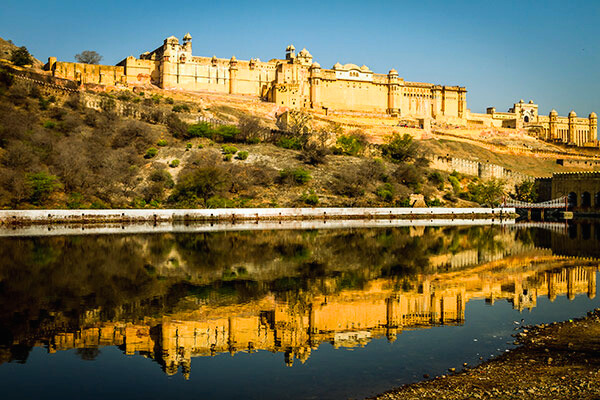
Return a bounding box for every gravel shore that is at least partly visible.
[371,308,600,400]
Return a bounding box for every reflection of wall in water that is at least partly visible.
[38,261,598,376]
[546,223,600,258]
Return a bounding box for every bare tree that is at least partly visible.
[75,50,102,64]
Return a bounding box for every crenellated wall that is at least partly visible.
[45,34,467,120]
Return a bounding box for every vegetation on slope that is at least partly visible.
[0,63,515,209]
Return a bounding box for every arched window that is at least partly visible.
[595,192,600,208]
[568,192,578,208]
[582,192,591,207]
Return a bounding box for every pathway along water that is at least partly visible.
[0,207,515,225]
[0,221,597,399]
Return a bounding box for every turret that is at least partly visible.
[590,112,598,142]
[549,109,558,140]
[568,110,577,144]
[387,69,399,116]
[285,44,296,61]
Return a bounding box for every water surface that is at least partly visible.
[0,221,598,399]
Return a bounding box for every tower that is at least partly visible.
[309,62,321,109]
[228,56,238,94]
[549,109,558,140]
[589,112,597,142]
[285,45,296,61]
[387,69,399,116]
[568,110,577,144]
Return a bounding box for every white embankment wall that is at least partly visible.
[0,207,515,224]
[0,218,516,238]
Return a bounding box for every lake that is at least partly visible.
[0,220,599,399]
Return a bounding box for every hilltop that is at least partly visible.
[0,37,43,68]
[0,55,598,210]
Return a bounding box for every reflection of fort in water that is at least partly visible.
[44,255,597,377]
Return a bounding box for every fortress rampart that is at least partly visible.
[44,33,466,121]
[428,155,531,183]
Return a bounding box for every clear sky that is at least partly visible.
[2,0,598,116]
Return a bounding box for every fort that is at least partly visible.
[44,33,466,123]
[41,33,599,147]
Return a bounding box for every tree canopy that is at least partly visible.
[75,50,102,64]
[11,46,33,66]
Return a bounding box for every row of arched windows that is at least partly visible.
[567,191,600,208]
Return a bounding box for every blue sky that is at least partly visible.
[2,0,599,116]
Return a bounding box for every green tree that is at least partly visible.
[11,46,33,66]
[172,167,230,205]
[465,179,505,206]
[26,172,61,205]
[381,133,418,163]
[514,180,537,203]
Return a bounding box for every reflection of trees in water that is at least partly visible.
[76,347,101,361]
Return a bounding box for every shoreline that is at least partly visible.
[0,207,516,226]
[371,308,600,400]
[0,217,516,237]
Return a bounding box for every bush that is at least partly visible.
[171,166,230,205]
[149,169,174,188]
[335,132,368,156]
[426,197,442,207]
[236,151,248,160]
[169,159,180,168]
[381,133,418,163]
[187,122,213,139]
[165,97,174,104]
[238,115,266,143]
[166,113,188,138]
[301,142,329,165]
[11,46,33,66]
[43,120,55,129]
[214,125,240,142]
[448,175,461,194]
[375,183,394,202]
[393,164,422,189]
[221,144,238,155]
[172,104,191,113]
[186,143,192,149]
[276,136,303,150]
[223,154,233,162]
[144,147,158,159]
[302,189,319,205]
[280,167,311,185]
[157,139,167,146]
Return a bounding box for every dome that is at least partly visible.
[342,63,361,70]
[183,32,192,41]
[165,35,179,43]
[519,99,524,103]
[333,62,343,70]
[360,65,371,72]
[569,110,577,117]
[389,68,398,75]
[550,109,558,115]
[286,44,295,51]
[528,100,534,104]
[310,62,321,69]
[230,55,237,62]
[590,112,597,118]
[298,48,312,57]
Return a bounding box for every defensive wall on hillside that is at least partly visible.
[44,33,467,121]
[428,155,531,183]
